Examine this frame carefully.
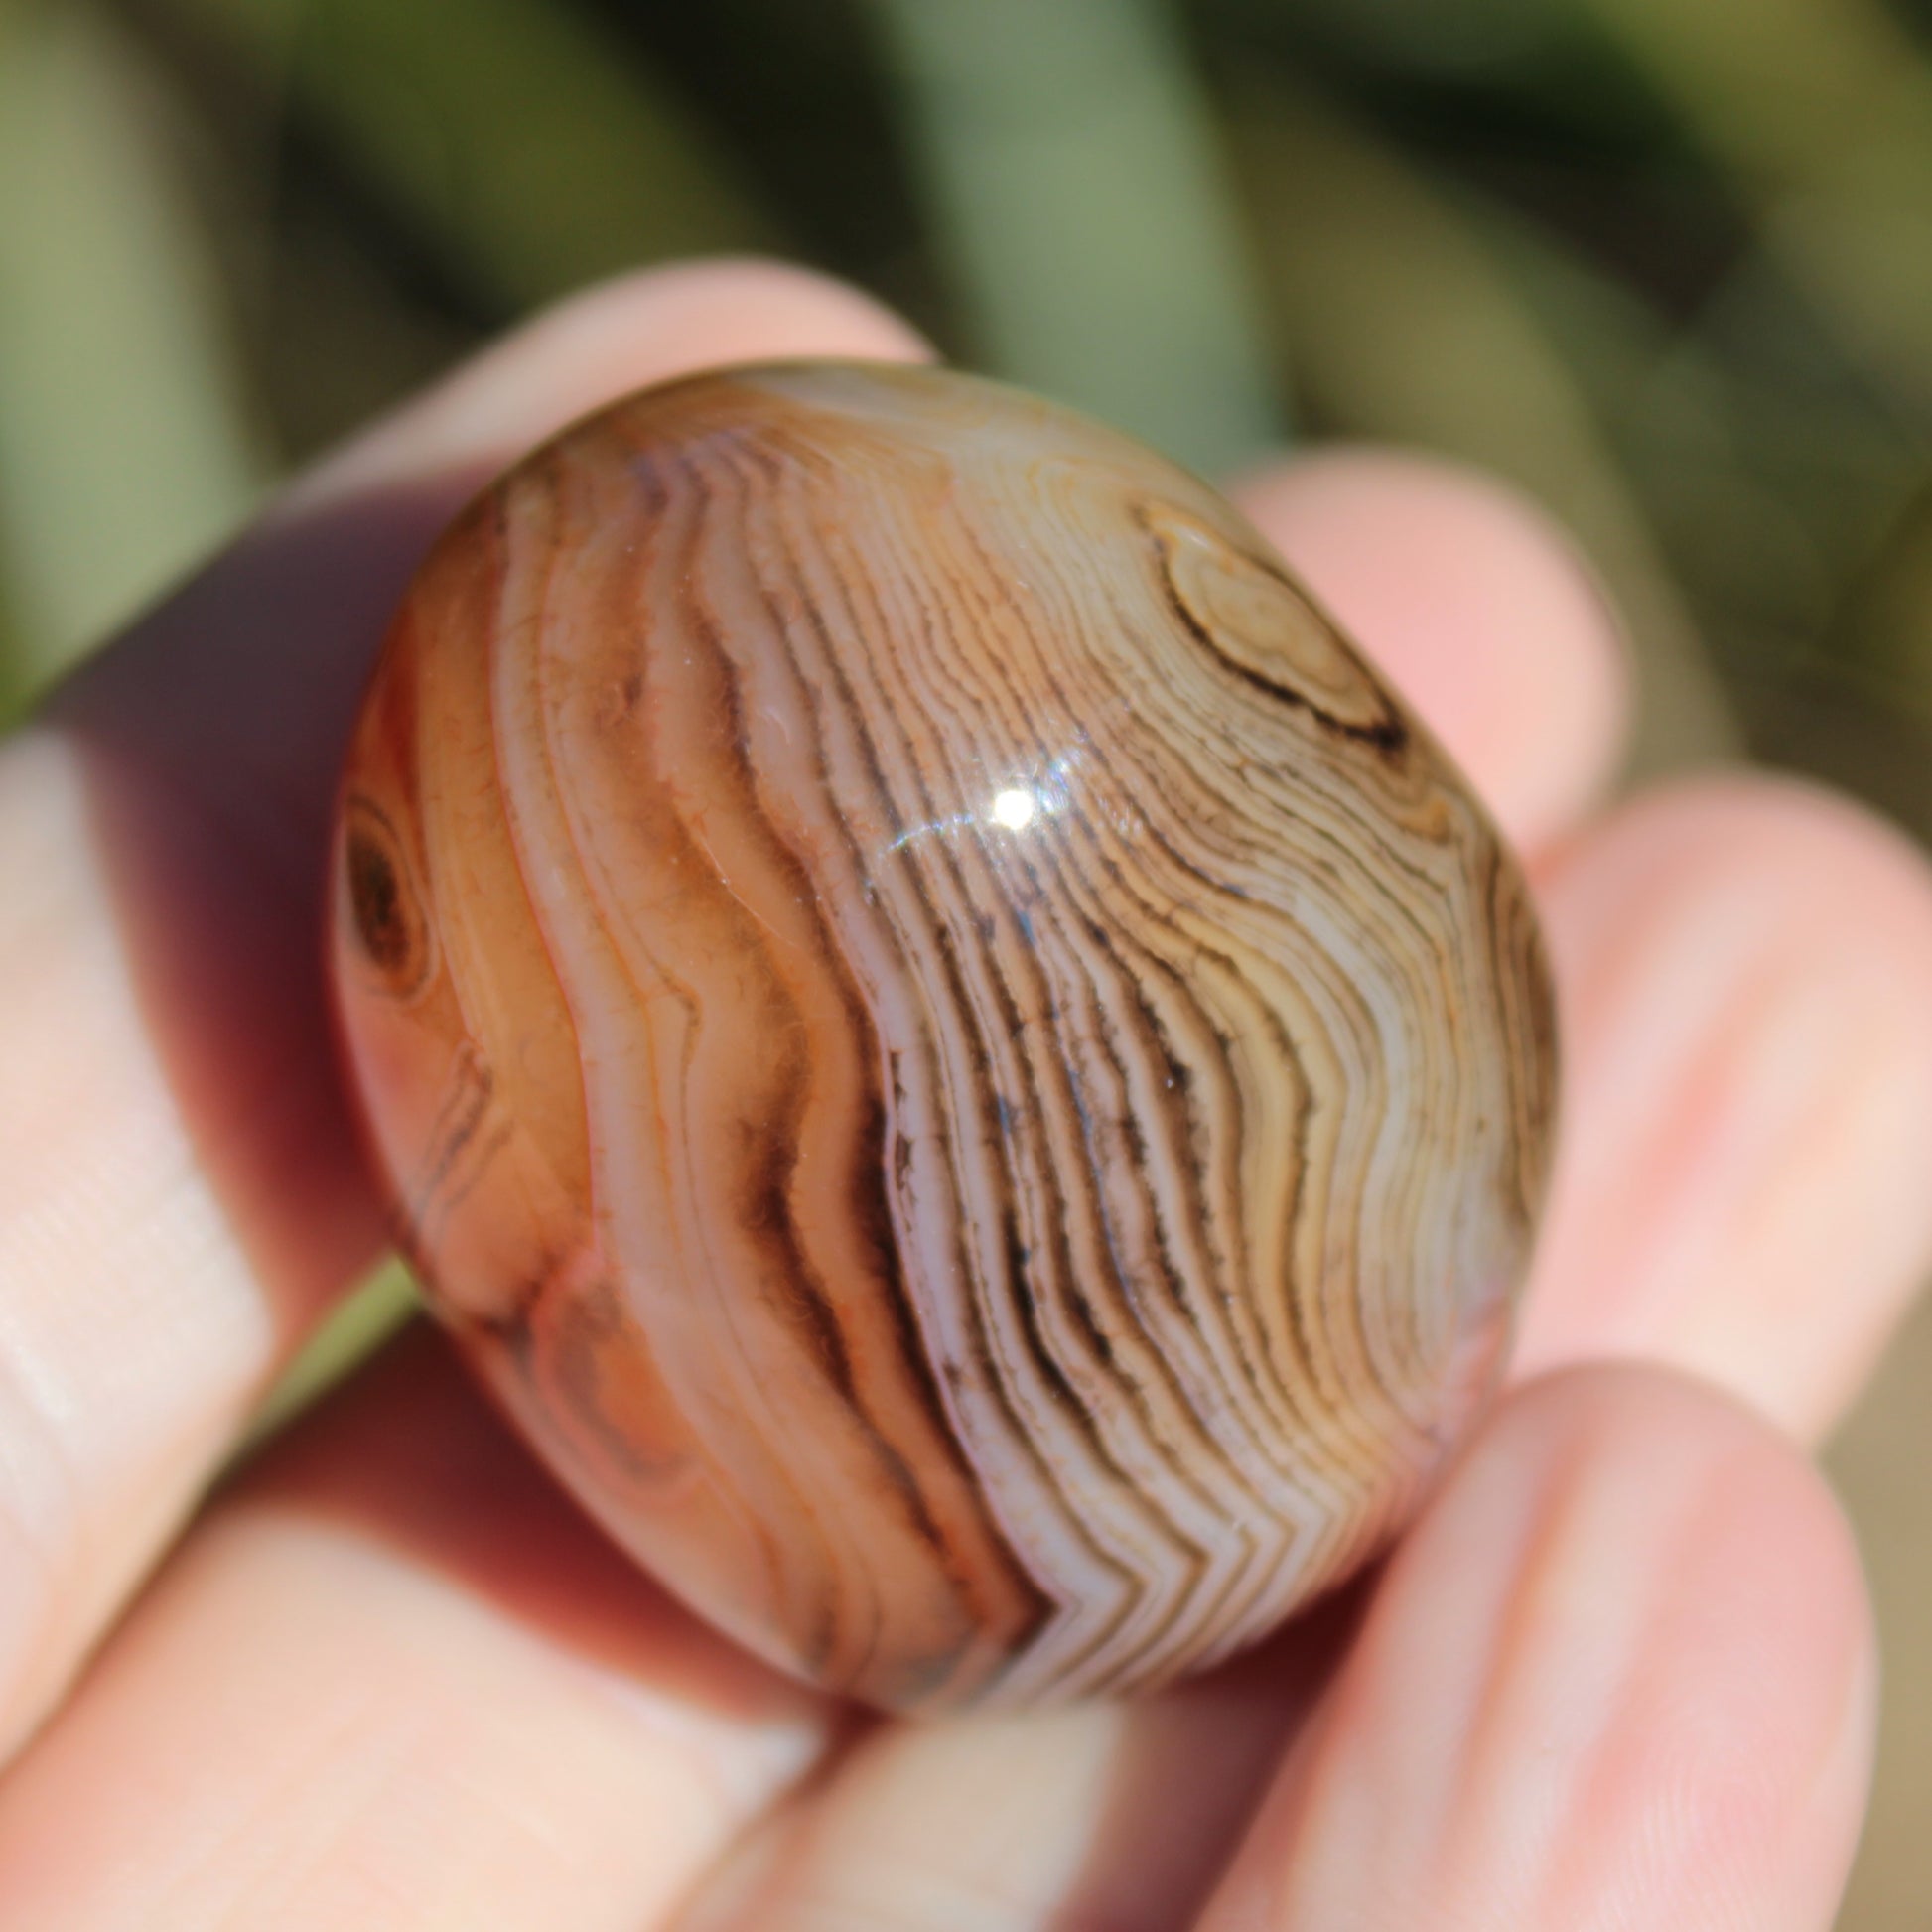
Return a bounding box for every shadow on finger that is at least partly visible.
[0,1327,836,1931]
[262,1325,1368,1932]
[673,1567,1370,1932]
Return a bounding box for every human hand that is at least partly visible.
[1,261,1928,1930]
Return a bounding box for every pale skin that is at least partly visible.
[1,261,1929,1931]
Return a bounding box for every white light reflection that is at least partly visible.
[990,787,1037,831]
[882,744,1089,858]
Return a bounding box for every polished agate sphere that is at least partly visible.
[329,362,1557,1712]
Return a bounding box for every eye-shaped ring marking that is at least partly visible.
[1140,498,1410,757]
[343,792,436,1002]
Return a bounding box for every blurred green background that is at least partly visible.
[3,0,1930,1918]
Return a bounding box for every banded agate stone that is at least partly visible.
[329,362,1558,1712]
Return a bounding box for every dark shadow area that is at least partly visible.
[50,462,513,1349]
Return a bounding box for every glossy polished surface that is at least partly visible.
[329,363,1558,1711]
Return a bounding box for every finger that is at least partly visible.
[1232,449,1631,854]
[0,259,926,1756]
[1516,776,1932,1439]
[1194,1365,1874,1932]
[671,1609,1353,1932]
[0,1332,833,1932]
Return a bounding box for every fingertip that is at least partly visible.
[1465,1366,1875,1929]
[497,256,935,396]
[1231,449,1631,854]
[1460,1362,1872,1670]
[298,256,931,508]
[1520,773,1932,1437]
[1382,1360,1873,1820]
[1204,1363,1873,1931]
